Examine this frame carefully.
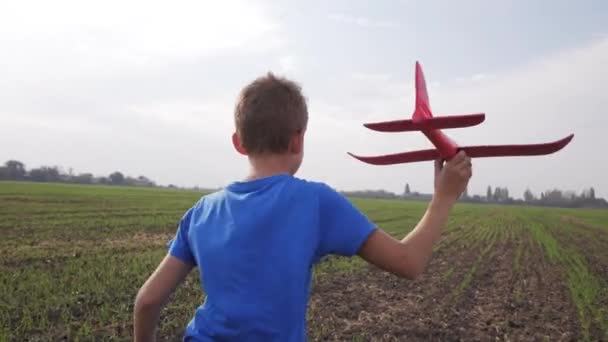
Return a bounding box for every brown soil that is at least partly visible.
[307,234,581,341]
[508,234,582,341]
[0,232,172,269]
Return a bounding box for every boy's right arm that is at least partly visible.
[358,151,472,279]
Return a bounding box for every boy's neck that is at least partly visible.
[246,154,294,181]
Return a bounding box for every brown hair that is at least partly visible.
[234,72,308,155]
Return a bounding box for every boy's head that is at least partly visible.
[232,72,308,175]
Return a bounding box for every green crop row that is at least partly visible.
[520,210,607,341]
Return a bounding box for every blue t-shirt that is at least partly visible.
[167,174,376,341]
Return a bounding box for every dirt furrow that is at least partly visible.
[307,233,496,341]
[455,233,581,341]
[307,231,583,341]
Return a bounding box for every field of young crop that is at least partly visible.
[1,181,607,341]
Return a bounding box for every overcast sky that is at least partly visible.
[1,0,607,198]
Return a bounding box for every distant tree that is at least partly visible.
[493,187,500,202]
[73,173,94,184]
[30,168,46,182]
[46,166,61,181]
[29,166,61,182]
[109,172,125,185]
[29,168,44,182]
[137,175,155,187]
[486,186,492,201]
[563,190,577,200]
[5,160,26,180]
[590,187,596,200]
[405,183,411,195]
[0,167,8,180]
[0,160,156,187]
[543,189,564,202]
[550,189,563,200]
[491,186,510,202]
[524,189,535,202]
[124,176,137,186]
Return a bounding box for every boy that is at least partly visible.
[133,73,472,341]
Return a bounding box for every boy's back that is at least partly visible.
[168,174,376,341]
[133,72,471,342]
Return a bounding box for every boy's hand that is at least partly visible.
[433,151,472,203]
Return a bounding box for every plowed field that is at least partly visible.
[1,182,606,341]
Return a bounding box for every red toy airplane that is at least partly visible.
[348,61,574,165]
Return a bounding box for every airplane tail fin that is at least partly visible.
[414,61,432,121]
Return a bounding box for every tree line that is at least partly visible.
[2,159,606,208]
[459,185,605,208]
[0,160,156,187]
[473,185,605,208]
[332,182,607,209]
[401,182,606,209]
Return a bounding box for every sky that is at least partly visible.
[1,0,607,198]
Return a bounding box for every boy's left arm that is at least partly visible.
[133,254,194,342]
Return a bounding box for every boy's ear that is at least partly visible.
[232,132,248,155]
[289,130,305,154]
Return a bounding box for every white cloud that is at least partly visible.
[0,0,282,80]
[278,55,297,74]
[327,14,397,28]
[127,100,234,130]
[471,73,487,81]
[351,73,392,82]
[0,0,282,188]
[314,72,411,121]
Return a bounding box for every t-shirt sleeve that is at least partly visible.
[166,207,196,265]
[317,183,377,257]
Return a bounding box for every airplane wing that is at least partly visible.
[347,134,574,165]
[364,113,485,132]
[462,134,574,158]
[347,149,439,165]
